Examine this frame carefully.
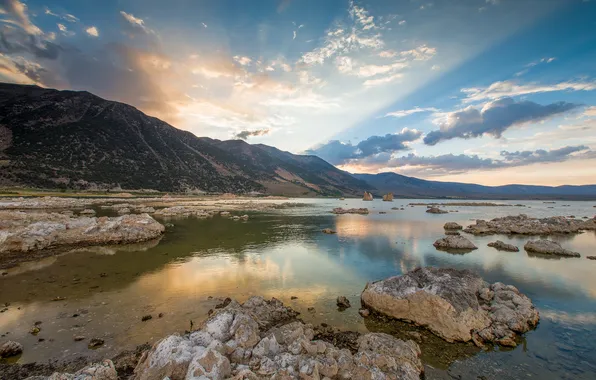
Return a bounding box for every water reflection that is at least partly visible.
[0,202,595,379]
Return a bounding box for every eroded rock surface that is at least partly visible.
[487,240,519,252]
[524,240,580,257]
[382,193,394,202]
[464,214,596,235]
[26,359,118,380]
[0,340,22,358]
[332,208,369,215]
[363,192,373,201]
[153,206,213,218]
[426,207,448,214]
[133,296,423,380]
[433,235,477,251]
[0,211,165,254]
[361,267,539,347]
[443,222,463,230]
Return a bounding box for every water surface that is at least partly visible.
[1,198,595,379]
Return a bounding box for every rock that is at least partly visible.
[443,222,463,230]
[464,214,596,236]
[29,326,41,335]
[487,240,519,252]
[240,215,249,221]
[133,297,423,380]
[426,207,448,214]
[220,211,230,217]
[154,206,211,218]
[117,207,131,215]
[34,360,118,380]
[361,267,539,347]
[290,296,298,300]
[433,235,478,251]
[0,340,22,358]
[141,315,152,322]
[358,309,370,317]
[524,240,580,257]
[445,231,460,236]
[337,296,351,309]
[382,193,394,202]
[332,207,369,215]
[363,192,373,201]
[321,228,336,234]
[79,209,96,216]
[88,338,105,349]
[0,212,165,254]
[587,256,596,260]
[137,207,155,213]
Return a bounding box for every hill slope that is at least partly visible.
[0,83,368,195]
[353,172,596,200]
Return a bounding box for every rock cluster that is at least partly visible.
[382,193,394,202]
[433,235,478,251]
[426,207,448,214]
[132,297,423,379]
[0,211,165,254]
[464,214,596,235]
[487,240,519,252]
[362,192,373,201]
[26,359,118,380]
[361,267,540,347]
[153,206,213,218]
[332,208,369,215]
[524,240,580,257]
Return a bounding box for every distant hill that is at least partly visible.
[0,83,368,196]
[352,172,596,200]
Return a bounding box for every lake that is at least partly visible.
[1,198,595,379]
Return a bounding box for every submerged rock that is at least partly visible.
[0,340,22,358]
[487,240,520,252]
[363,192,373,201]
[443,222,463,230]
[464,214,596,235]
[433,235,478,251]
[524,240,580,257]
[332,207,369,215]
[426,207,448,214]
[0,212,165,254]
[133,296,423,380]
[361,267,539,347]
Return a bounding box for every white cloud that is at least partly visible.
[201,22,207,28]
[262,92,341,109]
[85,26,99,37]
[2,0,42,35]
[363,72,403,87]
[379,50,397,58]
[45,7,79,23]
[57,23,74,36]
[233,56,252,66]
[462,80,596,103]
[398,20,406,26]
[431,64,441,70]
[400,45,437,61]
[385,106,439,118]
[293,30,296,40]
[349,1,377,30]
[584,106,596,117]
[120,11,154,35]
[356,61,408,78]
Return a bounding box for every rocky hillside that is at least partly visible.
[0,83,369,195]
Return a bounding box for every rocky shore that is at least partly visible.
[463,214,596,235]
[331,208,369,215]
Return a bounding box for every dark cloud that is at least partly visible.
[352,145,592,176]
[236,129,270,140]
[306,128,422,164]
[423,97,581,145]
[0,30,61,59]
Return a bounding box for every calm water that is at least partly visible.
[1,198,595,379]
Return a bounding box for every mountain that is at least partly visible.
[0,83,368,196]
[353,172,596,200]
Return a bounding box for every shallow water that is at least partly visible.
[1,198,595,379]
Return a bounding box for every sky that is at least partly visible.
[1,0,596,186]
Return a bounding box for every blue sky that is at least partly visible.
[1,0,596,185]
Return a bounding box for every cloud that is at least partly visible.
[461,80,596,103]
[363,72,402,87]
[85,26,99,37]
[0,53,60,85]
[515,57,556,76]
[57,23,75,36]
[423,97,581,145]
[44,7,79,23]
[120,11,154,36]
[431,64,440,70]
[305,128,421,164]
[398,20,406,26]
[0,0,42,35]
[585,106,596,117]
[233,55,252,66]
[235,129,271,140]
[342,146,593,176]
[0,24,61,59]
[385,106,439,118]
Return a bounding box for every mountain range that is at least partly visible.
[1,82,595,199]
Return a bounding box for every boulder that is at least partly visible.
[426,207,448,214]
[133,297,423,380]
[443,222,463,230]
[0,340,22,358]
[587,256,596,260]
[487,240,519,252]
[433,235,477,251]
[382,193,394,202]
[336,296,351,308]
[361,267,539,346]
[524,240,580,257]
[363,192,373,201]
